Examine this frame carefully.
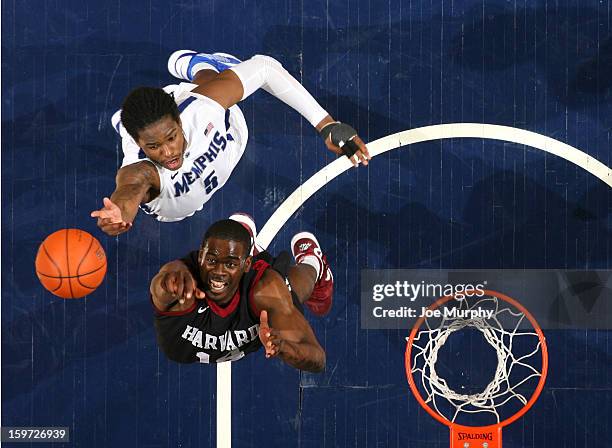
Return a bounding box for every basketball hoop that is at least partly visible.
[405,290,548,448]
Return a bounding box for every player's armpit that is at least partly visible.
[253,270,326,373]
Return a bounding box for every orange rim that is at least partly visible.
[405,289,548,430]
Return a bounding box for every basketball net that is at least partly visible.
[405,290,548,448]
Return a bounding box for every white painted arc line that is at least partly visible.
[257,123,612,249]
[216,362,231,448]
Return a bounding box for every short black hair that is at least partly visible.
[202,219,252,255]
[120,87,180,141]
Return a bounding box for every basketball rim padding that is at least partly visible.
[405,290,549,448]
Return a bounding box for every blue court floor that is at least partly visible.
[2,1,611,447]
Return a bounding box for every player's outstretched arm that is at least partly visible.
[192,55,370,166]
[91,162,159,236]
[253,269,325,373]
[150,260,206,312]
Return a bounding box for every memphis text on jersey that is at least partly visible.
[173,130,233,197]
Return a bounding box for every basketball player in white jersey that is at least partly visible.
[91,51,370,236]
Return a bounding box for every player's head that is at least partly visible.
[121,87,186,171]
[198,219,253,304]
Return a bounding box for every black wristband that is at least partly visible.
[319,121,339,141]
[319,122,359,157]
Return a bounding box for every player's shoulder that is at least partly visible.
[250,268,294,316]
[251,268,290,300]
[182,93,226,116]
[172,84,226,117]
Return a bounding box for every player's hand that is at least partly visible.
[158,269,206,305]
[320,122,371,167]
[258,310,283,358]
[90,197,132,236]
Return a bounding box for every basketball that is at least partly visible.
[35,229,107,299]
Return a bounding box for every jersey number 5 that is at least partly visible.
[204,171,219,194]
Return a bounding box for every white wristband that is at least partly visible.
[229,55,329,128]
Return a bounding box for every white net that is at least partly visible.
[409,293,546,425]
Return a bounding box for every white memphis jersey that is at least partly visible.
[111,83,248,222]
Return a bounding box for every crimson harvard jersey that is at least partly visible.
[153,251,270,364]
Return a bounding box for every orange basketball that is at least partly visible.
[35,229,107,299]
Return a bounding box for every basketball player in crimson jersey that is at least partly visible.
[150,216,333,372]
[91,51,370,235]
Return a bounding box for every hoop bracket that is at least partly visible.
[450,424,502,448]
